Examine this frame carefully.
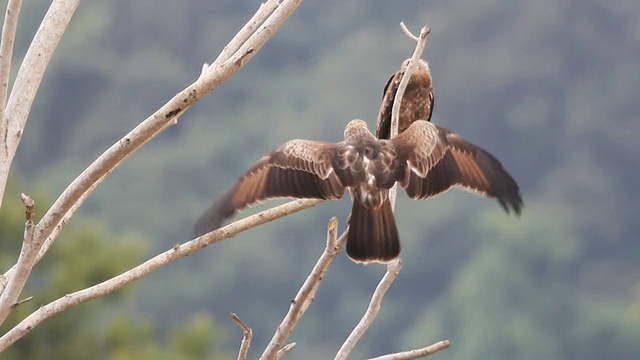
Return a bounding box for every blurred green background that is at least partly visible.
[1,0,639,359]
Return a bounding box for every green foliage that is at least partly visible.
[0,178,230,359]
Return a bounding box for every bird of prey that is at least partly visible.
[194,119,522,263]
[376,58,434,140]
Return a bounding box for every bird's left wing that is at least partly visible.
[194,139,346,235]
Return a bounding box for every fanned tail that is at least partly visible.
[346,198,400,262]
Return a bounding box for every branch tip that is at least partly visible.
[276,342,296,359]
[20,193,35,221]
[230,313,252,360]
[11,296,34,309]
[399,22,419,42]
[230,312,251,333]
[368,339,451,360]
[326,216,338,248]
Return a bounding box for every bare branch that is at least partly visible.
[260,217,347,360]
[276,342,296,359]
[0,194,38,326]
[0,0,305,329]
[0,0,23,123]
[399,21,420,42]
[335,259,403,360]
[368,340,451,360]
[10,296,33,310]
[0,198,321,351]
[389,24,430,208]
[19,193,34,220]
[34,0,304,267]
[231,313,252,360]
[212,0,280,66]
[0,0,82,210]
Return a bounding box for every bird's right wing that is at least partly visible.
[394,122,523,215]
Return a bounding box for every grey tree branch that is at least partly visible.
[368,340,451,360]
[0,198,322,352]
[231,313,252,360]
[0,0,84,326]
[213,0,280,66]
[275,343,296,359]
[388,24,430,208]
[260,217,347,360]
[335,23,433,359]
[0,0,307,348]
[334,260,403,360]
[0,0,82,210]
[0,193,38,326]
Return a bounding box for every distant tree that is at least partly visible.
[0,178,230,359]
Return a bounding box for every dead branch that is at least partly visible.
[0,0,305,332]
[0,198,321,351]
[0,0,23,127]
[388,23,430,208]
[335,23,431,360]
[368,340,451,360]
[0,194,39,326]
[275,342,296,359]
[0,0,81,209]
[335,260,403,360]
[231,313,252,360]
[260,217,347,359]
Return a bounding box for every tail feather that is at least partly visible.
[346,199,400,262]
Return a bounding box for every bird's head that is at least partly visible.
[401,58,430,73]
[344,119,374,142]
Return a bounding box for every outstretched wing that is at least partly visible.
[376,59,435,140]
[194,139,346,235]
[393,121,523,215]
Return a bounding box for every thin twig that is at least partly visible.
[399,22,420,42]
[0,194,38,326]
[389,24,430,208]
[10,296,33,309]
[260,217,347,360]
[231,313,252,360]
[335,259,403,360]
[275,342,296,359]
[368,340,451,360]
[0,198,322,351]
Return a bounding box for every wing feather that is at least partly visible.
[399,124,523,214]
[194,140,346,235]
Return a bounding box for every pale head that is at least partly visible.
[343,119,374,141]
[401,58,429,72]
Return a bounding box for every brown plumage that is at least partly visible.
[194,119,522,263]
[376,58,434,140]
[374,57,522,214]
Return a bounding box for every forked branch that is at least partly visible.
[260,217,347,359]
[0,198,321,351]
[0,0,305,334]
